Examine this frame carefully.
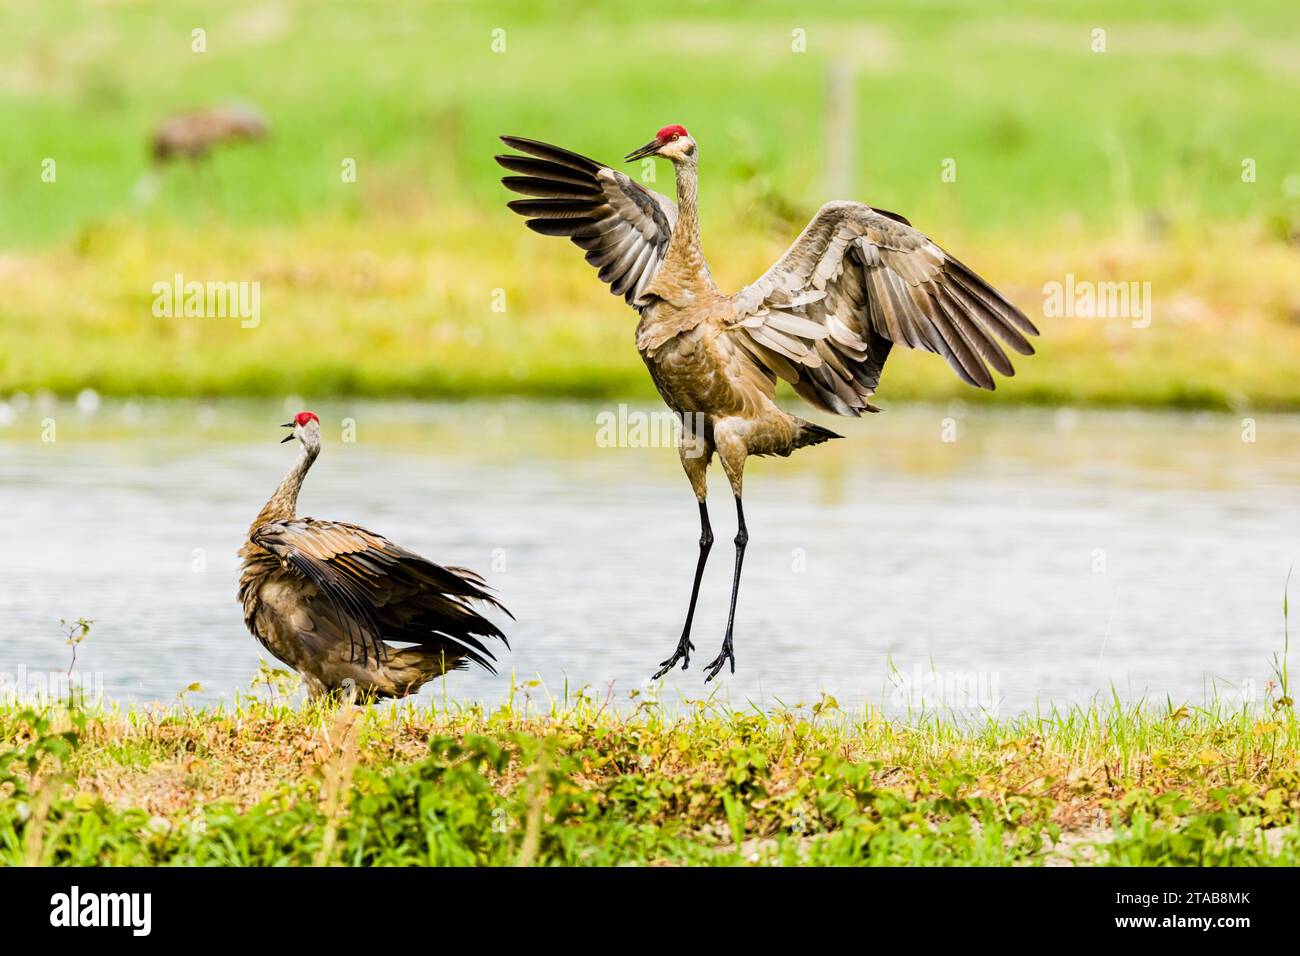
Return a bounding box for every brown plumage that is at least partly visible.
[152,103,269,162]
[237,411,510,700]
[497,127,1038,681]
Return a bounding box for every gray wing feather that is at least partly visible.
[497,137,676,307]
[251,519,509,672]
[729,201,1038,415]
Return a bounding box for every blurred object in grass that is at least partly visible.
[151,101,269,164]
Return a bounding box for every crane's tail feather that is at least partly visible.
[795,419,844,449]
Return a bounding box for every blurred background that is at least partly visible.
[1,0,1297,404]
[1,1,1299,712]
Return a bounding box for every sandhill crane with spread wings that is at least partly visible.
[497,126,1038,682]
[238,411,510,700]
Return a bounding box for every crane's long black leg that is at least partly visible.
[653,500,713,679]
[704,495,746,682]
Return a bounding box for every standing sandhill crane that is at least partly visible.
[497,127,1038,682]
[237,411,510,700]
[134,103,270,206]
[151,103,269,163]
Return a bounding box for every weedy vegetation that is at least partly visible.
[2,674,1297,866]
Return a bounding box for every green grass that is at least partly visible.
[1,1,1298,406]
[3,690,1298,866]
[4,0,1297,243]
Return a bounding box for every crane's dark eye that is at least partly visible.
[671,134,680,141]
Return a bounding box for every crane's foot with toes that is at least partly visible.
[703,639,735,682]
[652,635,694,680]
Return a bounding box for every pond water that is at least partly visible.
[2,397,1296,718]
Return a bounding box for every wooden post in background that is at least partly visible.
[824,61,855,199]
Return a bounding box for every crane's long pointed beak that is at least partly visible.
[280,422,295,443]
[624,140,660,162]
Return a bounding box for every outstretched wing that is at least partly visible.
[251,519,510,671]
[496,136,677,306]
[728,201,1038,416]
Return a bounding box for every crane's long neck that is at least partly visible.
[662,159,716,293]
[252,444,317,528]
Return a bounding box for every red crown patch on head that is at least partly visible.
[656,124,689,142]
[295,411,320,426]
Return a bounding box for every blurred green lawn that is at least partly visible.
[1,0,1298,406]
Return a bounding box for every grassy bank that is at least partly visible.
[2,1,1298,408]
[3,216,1300,410]
[3,692,1298,866]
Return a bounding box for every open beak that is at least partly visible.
[623,139,660,162]
[280,422,295,443]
